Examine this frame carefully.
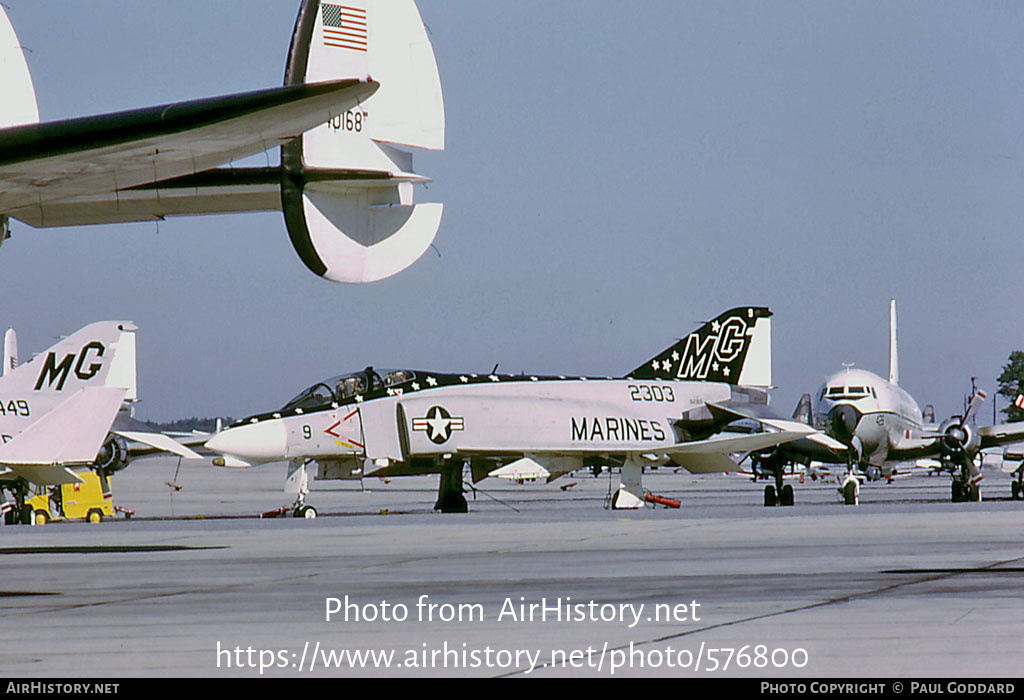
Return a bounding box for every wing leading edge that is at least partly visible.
[0,79,379,224]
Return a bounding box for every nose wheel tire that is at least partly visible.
[294,505,318,519]
[842,480,858,505]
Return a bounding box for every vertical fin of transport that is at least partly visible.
[282,0,445,283]
[0,5,38,249]
[889,298,899,386]
[629,307,772,387]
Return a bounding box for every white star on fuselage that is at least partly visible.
[426,407,452,442]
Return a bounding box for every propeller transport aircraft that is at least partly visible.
[0,322,201,525]
[749,300,1024,505]
[0,0,444,284]
[205,307,828,515]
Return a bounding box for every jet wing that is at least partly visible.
[666,430,812,474]
[111,412,204,461]
[0,79,378,226]
[705,400,848,453]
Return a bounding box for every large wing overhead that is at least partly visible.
[0,0,446,285]
[0,80,377,226]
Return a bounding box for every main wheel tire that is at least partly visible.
[842,480,858,505]
[781,484,795,507]
[764,485,777,507]
[951,481,965,503]
[1012,481,1021,501]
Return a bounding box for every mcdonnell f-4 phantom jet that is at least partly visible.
[0,321,200,524]
[206,307,822,513]
[0,0,444,284]
[751,300,1024,505]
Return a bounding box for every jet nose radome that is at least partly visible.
[827,404,861,444]
[205,420,287,464]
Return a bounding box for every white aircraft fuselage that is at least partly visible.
[205,306,814,511]
[208,370,747,472]
[813,367,931,472]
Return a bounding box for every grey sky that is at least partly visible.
[3,1,1022,423]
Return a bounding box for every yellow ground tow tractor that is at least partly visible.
[24,472,132,525]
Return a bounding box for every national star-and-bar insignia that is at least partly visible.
[411,406,465,445]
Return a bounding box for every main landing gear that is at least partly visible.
[764,483,794,507]
[434,458,468,514]
[2,481,31,525]
[607,458,678,510]
[1011,468,1023,501]
[950,479,981,503]
[946,455,982,503]
[754,454,795,507]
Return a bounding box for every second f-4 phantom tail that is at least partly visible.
[0,0,444,284]
[206,307,820,512]
[0,321,201,524]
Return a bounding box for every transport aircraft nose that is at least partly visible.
[205,419,287,463]
[827,404,861,443]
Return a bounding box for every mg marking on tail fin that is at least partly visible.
[33,342,106,391]
[630,307,772,385]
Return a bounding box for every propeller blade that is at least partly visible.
[962,389,987,426]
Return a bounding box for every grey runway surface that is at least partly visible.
[1,458,1022,678]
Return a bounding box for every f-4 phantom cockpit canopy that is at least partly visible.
[280,367,417,412]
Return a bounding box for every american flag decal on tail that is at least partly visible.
[322,3,368,52]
